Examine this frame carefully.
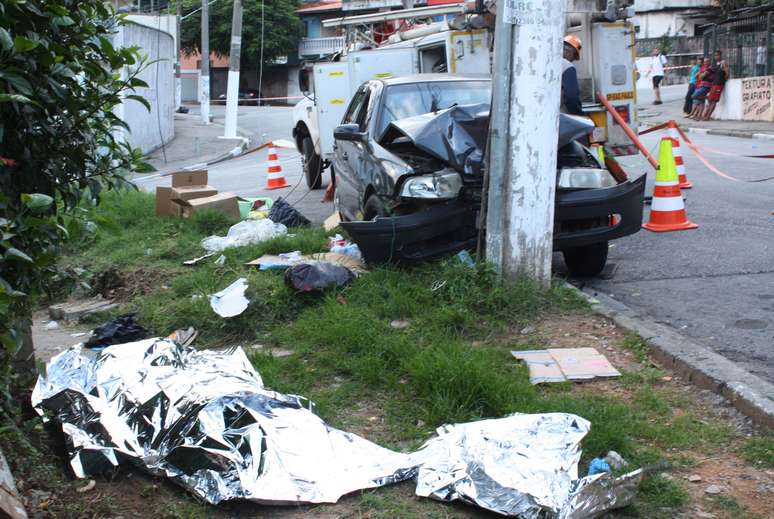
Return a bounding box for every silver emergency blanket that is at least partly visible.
[413,414,641,518]
[31,339,415,504]
[32,338,642,517]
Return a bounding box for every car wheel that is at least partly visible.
[363,194,388,221]
[302,136,323,190]
[562,241,609,277]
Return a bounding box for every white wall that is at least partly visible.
[714,76,774,122]
[125,14,178,53]
[634,0,713,9]
[632,0,715,38]
[113,21,175,154]
[632,11,698,38]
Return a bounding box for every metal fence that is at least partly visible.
[636,36,704,58]
[637,37,705,85]
[703,12,773,79]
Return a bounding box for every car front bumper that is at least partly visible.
[342,175,646,264]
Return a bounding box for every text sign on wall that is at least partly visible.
[503,1,546,26]
[741,77,773,121]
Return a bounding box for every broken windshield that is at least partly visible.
[377,80,491,137]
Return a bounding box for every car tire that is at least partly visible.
[363,194,388,221]
[302,136,322,190]
[562,241,609,277]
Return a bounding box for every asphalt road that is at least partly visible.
[139,104,774,384]
[565,130,774,384]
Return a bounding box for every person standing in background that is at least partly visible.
[561,35,584,116]
[684,58,700,114]
[648,47,668,105]
[756,38,767,77]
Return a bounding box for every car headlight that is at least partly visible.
[557,168,618,189]
[400,169,463,199]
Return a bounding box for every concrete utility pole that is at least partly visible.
[200,0,210,125]
[223,0,244,138]
[485,0,567,286]
[175,0,182,111]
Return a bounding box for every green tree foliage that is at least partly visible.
[179,0,302,67]
[0,0,149,383]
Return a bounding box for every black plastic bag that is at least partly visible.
[85,315,147,349]
[284,263,353,292]
[269,198,310,227]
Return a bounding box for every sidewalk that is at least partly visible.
[638,92,774,139]
[143,112,250,174]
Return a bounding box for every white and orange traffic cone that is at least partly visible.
[668,122,692,189]
[264,142,289,190]
[643,137,698,233]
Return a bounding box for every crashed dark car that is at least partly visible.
[333,75,645,276]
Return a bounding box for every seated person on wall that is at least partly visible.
[700,51,729,122]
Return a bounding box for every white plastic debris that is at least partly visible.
[45,321,59,330]
[605,450,628,470]
[209,278,249,318]
[214,254,226,266]
[201,220,288,252]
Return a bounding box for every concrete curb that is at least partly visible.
[642,122,774,140]
[182,136,250,171]
[670,125,774,140]
[684,126,774,140]
[570,284,774,429]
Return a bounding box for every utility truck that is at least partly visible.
[292,0,640,190]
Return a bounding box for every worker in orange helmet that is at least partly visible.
[561,35,584,116]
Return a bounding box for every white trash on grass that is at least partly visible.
[202,220,287,252]
[209,278,249,318]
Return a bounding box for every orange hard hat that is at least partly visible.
[564,35,582,55]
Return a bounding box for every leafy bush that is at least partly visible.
[0,0,149,389]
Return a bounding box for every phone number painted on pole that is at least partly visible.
[503,1,546,26]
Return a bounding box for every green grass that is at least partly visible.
[741,435,774,468]
[49,188,757,517]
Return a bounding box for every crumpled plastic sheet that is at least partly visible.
[31,339,415,504]
[413,414,642,518]
[32,339,642,517]
[201,219,287,252]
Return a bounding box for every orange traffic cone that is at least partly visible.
[643,137,698,233]
[668,122,692,189]
[264,142,289,190]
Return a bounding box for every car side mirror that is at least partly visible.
[298,69,310,93]
[334,123,366,142]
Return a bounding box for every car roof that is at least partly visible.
[376,74,491,86]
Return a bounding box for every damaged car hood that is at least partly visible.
[380,104,595,176]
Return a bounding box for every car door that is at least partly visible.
[334,85,371,221]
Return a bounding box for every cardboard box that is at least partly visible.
[156,170,212,216]
[170,185,218,202]
[172,192,241,220]
[156,187,173,216]
[171,170,208,187]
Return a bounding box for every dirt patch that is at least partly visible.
[30,310,91,362]
[93,267,169,302]
[679,452,774,518]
